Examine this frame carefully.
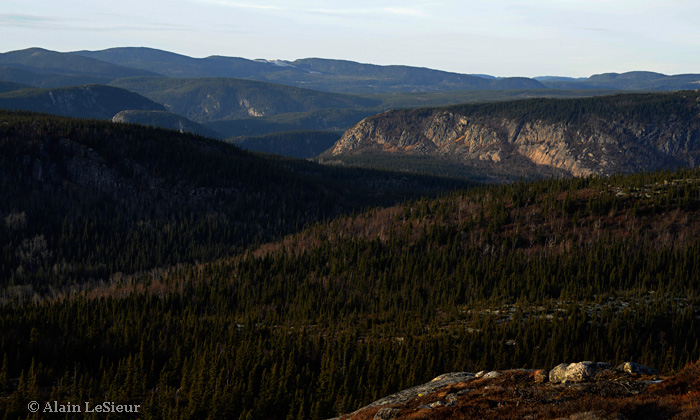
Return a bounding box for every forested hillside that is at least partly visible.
[109,77,380,122]
[0,81,30,94]
[0,85,165,119]
[230,131,341,158]
[1,126,699,418]
[112,110,224,139]
[0,111,465,292]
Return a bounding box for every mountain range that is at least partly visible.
[76,47,549,93]
[2,44,700,419]
[0,47,157,88]
[1,46,700,168]
[1,47,698,93]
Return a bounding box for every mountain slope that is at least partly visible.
[0,47,159,87]
[230,130,341,158]
[0,80,29,93]
[0,84,166,119]
[3,129,700,419]
[112,109,224,139]
[0,110,466,287]
[110,76,381,122]
[323,91,700,178]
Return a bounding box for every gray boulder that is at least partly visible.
[550,362,612,384]
[565,362,599,383]
[549,363,570,383]
[373,407,399,420]
[616,362,657,376]
[481,371,502,379]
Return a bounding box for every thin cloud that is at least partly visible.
[307,8,373,17]
[384,7,426,17]
[577,26,615,33]
[0,13,191,33]
[91,23,191,33]
[305,6,427,20]
[196,0,282,10]
[0,13,54,27]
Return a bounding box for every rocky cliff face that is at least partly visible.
[327,92,700,177]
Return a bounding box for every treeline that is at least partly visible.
[444,90,700,125]
[208,108,375,138]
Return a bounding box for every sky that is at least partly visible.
[1,0,698,78]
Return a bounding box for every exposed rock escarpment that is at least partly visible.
[326,91,700,178]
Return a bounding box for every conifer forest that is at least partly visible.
[1,109,699,419]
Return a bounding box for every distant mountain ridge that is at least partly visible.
[0,46,696,94]
[0,47,158,87]
[541,71,700,90]
[2,46,700,159]
[74,47,700,92]
[75,47,548,93]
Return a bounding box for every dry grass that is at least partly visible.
[341,363,700,420]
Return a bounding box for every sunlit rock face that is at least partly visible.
[328,92,700,178]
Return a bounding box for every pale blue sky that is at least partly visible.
[1,0,698,77]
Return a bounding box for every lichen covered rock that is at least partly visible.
[549,362,612,383]
[617,362,657,376]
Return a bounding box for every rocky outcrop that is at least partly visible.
[548,361,613,383]
[617,361,658,376]
[372,407,399,420]
[326,91,700,178]
[335,361,667,420]
[351,372,476,411]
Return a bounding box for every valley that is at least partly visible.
[0,46,699,420]
[1,47,698,158]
